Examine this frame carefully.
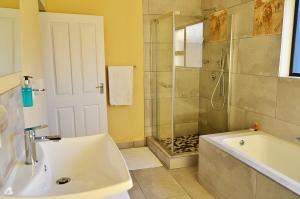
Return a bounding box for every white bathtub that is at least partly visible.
[202,130,300,195]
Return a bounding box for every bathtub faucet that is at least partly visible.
[24,125,61,165]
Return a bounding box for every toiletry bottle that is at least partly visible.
[22,76,33,107]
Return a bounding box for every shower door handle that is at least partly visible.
[96,83,104,94]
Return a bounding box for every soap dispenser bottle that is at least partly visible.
[22,76,33,107]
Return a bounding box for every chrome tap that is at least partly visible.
[24,125,61,165]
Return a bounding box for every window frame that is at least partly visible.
[290,0,300,76]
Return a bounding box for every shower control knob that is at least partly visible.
[210,72,217,81]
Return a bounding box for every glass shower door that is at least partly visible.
[151,12,175,154]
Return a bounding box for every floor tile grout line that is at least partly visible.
[169,171,194,199]
[130,172,148,199]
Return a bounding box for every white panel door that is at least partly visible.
[0,8,20,76]
[40,12,108,137]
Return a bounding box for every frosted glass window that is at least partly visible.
[186,23,203,68]
[175,55,184,67]
[175,29,185,52]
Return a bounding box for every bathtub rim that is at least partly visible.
[200,129,300,196]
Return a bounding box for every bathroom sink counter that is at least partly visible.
[0,134,132,199]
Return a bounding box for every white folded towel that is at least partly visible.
[108,66,133,106]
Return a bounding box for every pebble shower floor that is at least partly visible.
[160,134,199,155]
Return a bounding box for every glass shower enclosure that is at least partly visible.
[150,11,232,155]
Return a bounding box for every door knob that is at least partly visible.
[96,83,104,94]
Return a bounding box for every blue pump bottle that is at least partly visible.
[22,76,33,107]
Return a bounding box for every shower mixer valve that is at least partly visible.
[210,72,217,81]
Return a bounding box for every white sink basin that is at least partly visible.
[0,134,132,199]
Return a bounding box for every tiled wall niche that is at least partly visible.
[0,87,24,186]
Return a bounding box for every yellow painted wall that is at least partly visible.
[46,0,145,143]
[0,0,19,9]
[20,0,43,78]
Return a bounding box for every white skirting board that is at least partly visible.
[121,147,162,170]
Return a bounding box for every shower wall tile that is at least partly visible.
[245,111,300,145]
[148,0,202,15]
[202,41,228,72]
[175,69,200,98]
[234,35,281,76]
[229,106,246,131]
[144,14,159,43]
[145,126,152,137]
[157,98,173,126]
[276,77,300,126]
[144,43,151,72]
[0,87,24,185]
[175,122,199,137]
[155,43,173,69]
[255,172,299,199]
[143,0,149,14]
[145,99,153,127]
[231,74,277,117]
[144,72,151,100]
[207,104,228,132]
[157,72,172,98]
[199,97,208,121]
[175,97,199,123]
[202,0,244,11]
[228,1,254,39]
[158,124,173,139]
[199,70,214,99]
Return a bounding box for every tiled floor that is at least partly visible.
[128,166,215,199]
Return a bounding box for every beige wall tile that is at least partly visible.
[175,69,200,98]
[144,43,151,72]
[175,97,199,123]
[229,105,246,131]
[175,122,199,137]
[202,41,228,71]
[277,77,300,126]
[207,103,228,132]
[198,138,256,199]
[145,99,152,127]
[231,74,277,117]
[144,14,159,43]
[234,35,281,76]
[246,107,300,145]
[149,0,202,15]
[144,72,151,100]
[229,1,254,39]
[256,172,299,199]
[158,98,173,125]
[202,0,245,10]
[145,126,153,137]
[199,70,214,99]
[143,0,149,14]
[157,72,172,98]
